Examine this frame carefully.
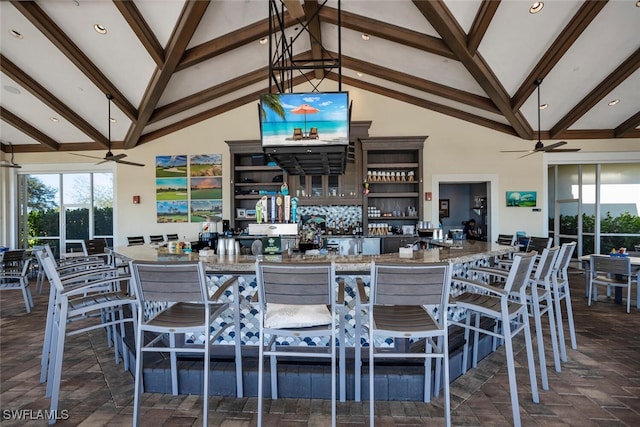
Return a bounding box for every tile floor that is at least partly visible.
[1,269,638,426]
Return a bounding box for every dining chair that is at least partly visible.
[451,251,539,427]
[127,236,146,246]
[165,233,180,241]
[81,238,113,264]
[129,260,242,427]
[35,244,110,294]
[551,241,578,361]
[588,254,636,313]
[472,246,562,389]
[0,254,33,313]
[38,248,135,425]
[255,261,339,427]
[0,248,26,274]
[365,261,453,427]
[149,235,164,243]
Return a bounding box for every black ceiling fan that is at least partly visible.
[0,142,22,168]
[70,94,145,167]
[502,78,580,158]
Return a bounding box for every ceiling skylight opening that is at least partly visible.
[94,24,107,35]
[608,99,620,106]
[530,2,544,14]
[361,34,370,41]
[259,37,268,45]
[539,103,548,110]
[50,117,59,123]
[9,29,23,39]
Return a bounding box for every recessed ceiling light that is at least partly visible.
[94,24,107,35]
[530,2,544,14]
[3,85,21,95]
[259,37,268,45]
[637,1,640,7]
[608,99,620,106]
[361,34,370,41]
[539,103,548,110]
[9,29,23,39]
[356,72,364,77]
[109,117,117,123]
[50,117,59,123]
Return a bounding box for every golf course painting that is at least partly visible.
[191,200,222,223]
[157,200,188,223]
[190,177,222,200]
[156,155,187,177]
[190,154,222,177]
[156,178,188,200]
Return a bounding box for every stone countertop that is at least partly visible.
[111,240,515,274]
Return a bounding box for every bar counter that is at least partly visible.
[111,239,514,274]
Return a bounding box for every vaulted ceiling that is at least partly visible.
[1,0,639,157]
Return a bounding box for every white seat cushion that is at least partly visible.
[265,303,332,329]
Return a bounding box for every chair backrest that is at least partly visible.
[82,238,108,256]
[504,251,538,295]
[129,260,208,304]
[590,254,631,277]
[532,246,560,282]
[149,235,164,243]
[553,241,577,278]
[127,236,146,246]
[369,262,452,308]
[1,249,26,266]
[256,261,335,306]
[496,234,515,246]
[528,236,552,253]
[165,233,179,241]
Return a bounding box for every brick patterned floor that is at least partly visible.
[1,269,638,426]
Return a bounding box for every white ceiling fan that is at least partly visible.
[70,94,145,167]
[502,78,581,158]
[0,142,22,168]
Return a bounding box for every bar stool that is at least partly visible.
[551,241,578,361]
[451,251,539,427]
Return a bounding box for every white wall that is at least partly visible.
[2,85,639,246]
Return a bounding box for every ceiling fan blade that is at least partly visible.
[501,149,530,153]
[549,148,581,152]
[114,158,145,167]
[541,141,567,151]
[106,153,127,161]
[518,150,538,158]
[69,152,104,160]
[0,163,21,168]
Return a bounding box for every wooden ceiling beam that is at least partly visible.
[467,0,501,56]
[329,73,517,137]
[177,12,298,72]
[0,107,59,151]
[551,47,640,138]
[340,55,499,114]
[319,6,457,61]
[1,54,109,148]
[615,110,640,138]
[511,0,607,111]
[150,67,268,123]
[11,1,138,121]
[124,0,210,148]
[113,0,165,67]
[413,0,531,139]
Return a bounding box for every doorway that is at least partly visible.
[432,174,498,243]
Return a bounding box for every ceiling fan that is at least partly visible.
[0,142,22,168]
[502,78,580,158]
[70,94,145,167]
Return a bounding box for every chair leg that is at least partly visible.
[472,313,481,369]
[257,328,265,427]
[424,340,433,403]
[40,285,57,384]
[169,333,178,395]
[442,336,452,427]
[133,314,144,427]
[354,300,363,402]
[203,331,210,427]
[232,282,243,398]
[270,341,278,399]
[21,284,32,313]
[502,312,522,427]
[339,304,346,403]
[552,281,568,362]
[461,312,471,374]
[543,290,561,373]
[369,331,375,427]
[48,302,69,425]
[564,286,578,350]
[530,293,549,390]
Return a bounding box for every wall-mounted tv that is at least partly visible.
[259,92,349,147]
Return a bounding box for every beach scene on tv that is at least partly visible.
[260,92,349,147]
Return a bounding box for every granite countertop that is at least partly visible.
[111,240,515,273]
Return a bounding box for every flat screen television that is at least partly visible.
[259,92,349,147]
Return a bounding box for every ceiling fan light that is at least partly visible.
[530,2,544,14]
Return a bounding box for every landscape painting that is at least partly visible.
[157,200,188,223]
[191,200,222,223]
[506,191,537,207]
[190,177,222,200]
[156,178,188,200]
[190,154,222,177]
[156,155,187,177]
